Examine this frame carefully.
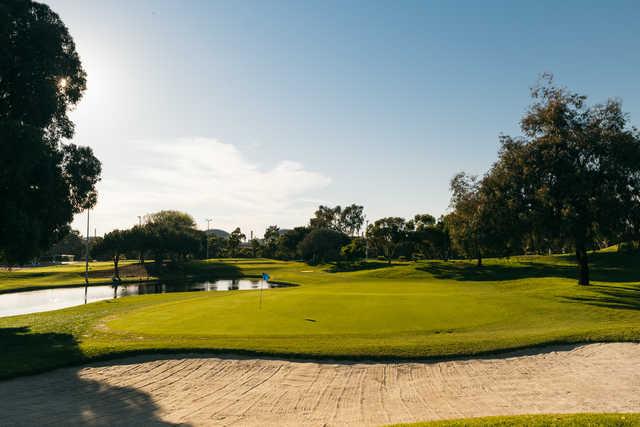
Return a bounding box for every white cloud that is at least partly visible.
[72,138,331,236]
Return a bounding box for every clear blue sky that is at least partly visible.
[49,0,640,236]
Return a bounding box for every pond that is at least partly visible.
[0,279,285,318]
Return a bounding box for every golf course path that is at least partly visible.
[1,343,639,426]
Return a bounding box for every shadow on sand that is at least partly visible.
[0,327,183,426]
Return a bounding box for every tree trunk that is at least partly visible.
[477,254,482,267]
[576,246,590,286]
[113,255,120,281]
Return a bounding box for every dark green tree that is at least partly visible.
[262,225,280,258]
[227,227,246,257]
[298,228,349,264]
[0,0,101,265]
[366,217,409,264]
[482,75,640,284]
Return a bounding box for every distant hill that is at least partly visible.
[205,229,229,239]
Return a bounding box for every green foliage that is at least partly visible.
[367,217,410,263]
[226,227,246,257]
[298,228,350,264]
[0,0,101,265]
[309,204,364,236]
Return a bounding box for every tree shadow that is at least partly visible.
[327,261,394,273]
[419,252,640,283]
[561,283,640,311]
[0,327,183,426]
[150,260,243,281]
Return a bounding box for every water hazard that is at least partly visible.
[0,279,286,317]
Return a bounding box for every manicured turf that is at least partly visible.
[0,253,639,378]
[0,260,150,293]
[390,413,640,426]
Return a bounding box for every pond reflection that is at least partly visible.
[0,279,286,317]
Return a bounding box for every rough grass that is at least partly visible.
[390,413,640,426]
[0,253,639,378]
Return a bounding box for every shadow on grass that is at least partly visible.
[419,251,640,283]
[149,260,244,281]
[0,326,181,425]
[327,261,394,273]
[562,283,640,311]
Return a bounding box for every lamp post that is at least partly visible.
[84,209,90,304]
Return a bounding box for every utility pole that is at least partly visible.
[84,209,90,304]
[205,218,212,259]
[137,215,142,227]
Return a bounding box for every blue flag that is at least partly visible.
[262,273,270,282]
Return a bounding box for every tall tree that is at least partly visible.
[262,225,280,258]
[227,227,246,257]
[448,173,487,266]
[483,75,640,285]
[339,204,365,236]
[309,205,342,230]
[0,0,101,265]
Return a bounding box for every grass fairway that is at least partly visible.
[390,413,640,426]
[0,252,639,378]
[0,260,151,293]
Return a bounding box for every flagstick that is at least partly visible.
[259,280,264,310]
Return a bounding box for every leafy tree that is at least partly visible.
[43,229,85,260]
[367,217,409,264]
[340,238,366,263]
[447,173,487,266]
[143,211,202,263]
[144,210,196,229]
[92,229,129,282]
[278,226,310,259]
[339,204,365,236]
[262,225,280,258]
[298,228,349,264]
[249,238,263,258]
[309,205,342,230]
[482,75,640,284]
[227,227,246,257]
[206,235,224,258]
[0,0,101,265]
[407,214,449,260]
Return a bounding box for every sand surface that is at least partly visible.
[1,343,638,426]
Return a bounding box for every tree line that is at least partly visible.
[2,0,639,287]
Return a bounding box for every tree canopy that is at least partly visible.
[0,0,101,265]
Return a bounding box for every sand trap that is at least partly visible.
[1,343,638,426]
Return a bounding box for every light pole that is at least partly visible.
[205,218,212,259]
[137,215,142,227]
[84,209,90,304]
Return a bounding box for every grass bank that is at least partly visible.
[390,413,640,426]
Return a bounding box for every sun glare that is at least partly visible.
[58,77,68,89]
